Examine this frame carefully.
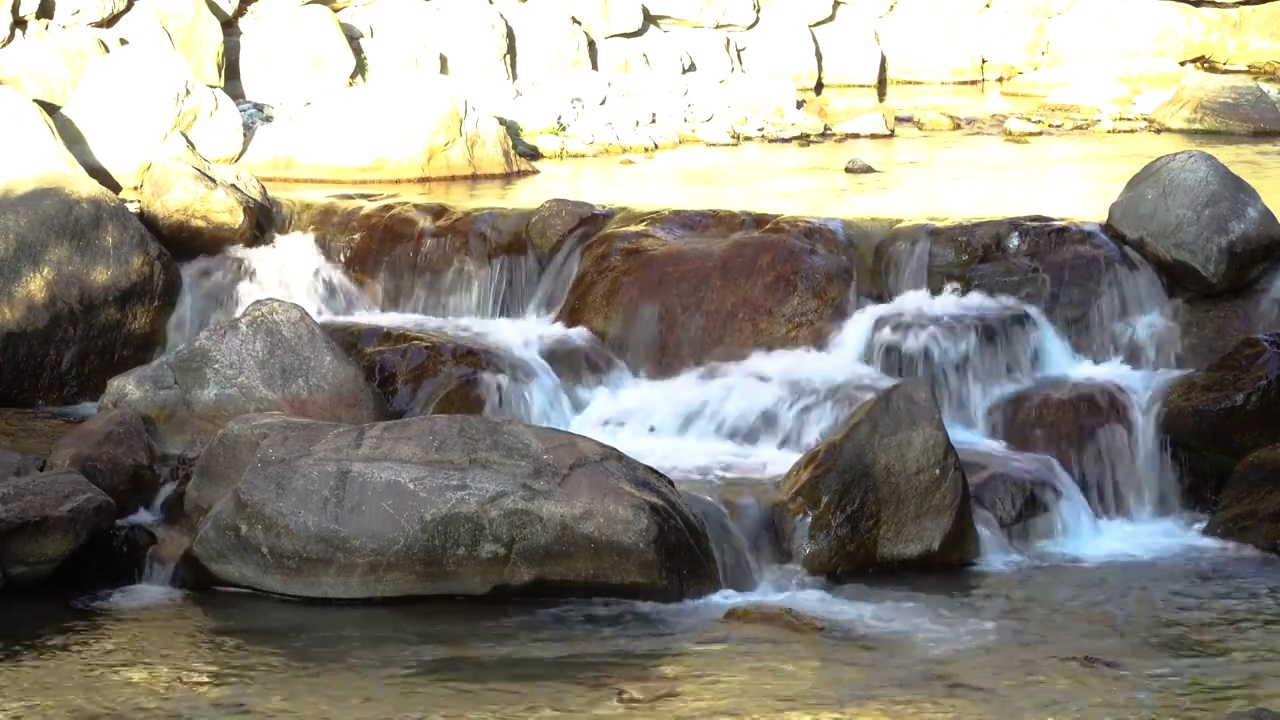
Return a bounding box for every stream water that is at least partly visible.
[4,133,1280,718]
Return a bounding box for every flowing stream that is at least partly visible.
[5,134,1280,716]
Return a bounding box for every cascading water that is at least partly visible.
[162,229,1236,590]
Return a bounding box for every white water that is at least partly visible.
[150,230,1249,638]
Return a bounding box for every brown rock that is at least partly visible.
[1152,71,1280,136]
[987,379,1139,518]
[722,604,826,634]
[557,209,855,377]
[0,469,116,588]
[1204,444,1280,555]
[47,409,158,516]
[958,446,1064,541]
[777,381,980,576]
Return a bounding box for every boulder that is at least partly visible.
[323,321,513,418]
[236,3,355,104]
[556,210,855,377]
[979,11,1049,79]
[1043,0,1226,67]
[0,84,87,183]
[1151,71,1280,136]
[1001,58,1185,99]
[498,0,593,82]
[1204,444,1280,555]
[680,491,758,592]
[1,158,180,405]
[525,198,614,265]
[721,605,825,634]
[810,5,882,87]
[830,108,895,137]
[0,27,109,107]
[0,470,116,588]
[115,0,225,87]
[987,379,1139,518]
[99,299,386,456]
[1,0,11,47]
[139,141,272,260]
[1106,150,1280,297]
[47,409,158,516]
[595,23,686,75]
[777,381,980,576]
[1216,3,1280,68]
[732,13,820,91]
[570,0,644,38]
[876,11,984,84]
[54,44,246,192]
[182,413,722,601]
[237,81,536,183]
[1163,333,1280,508]
[958,446,1065,542]
[642,0,758,29]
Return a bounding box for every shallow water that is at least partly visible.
[269,132,1280,222]
[4,545,1279,719]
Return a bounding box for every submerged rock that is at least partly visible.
[182,413,721,601]
[1164,332,1280,508]
[100,299,386,456]
[0,469,116,589]
[1204,444,1280,555]
[777,381,980,576]
[557,209,854,377]
[987,379,1140,518]
[1106,150,1280,297]
[721,604,825,634]
[47,409,158,516]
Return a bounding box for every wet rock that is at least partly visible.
[1204,445,1280,555]
[722,604,826,634]
[538,332,627,392]
[777,381,980,576]
[235,3,354,105]
[1152,72,1280,136]
[612,683,682,705]
[914,111,962,131]
[238,81,536,183]
[830,108,895,137]
[323,321,510,419]
[139,141,272,260]
[1106,150,1280,297]
[0,27,109,107]
[680,491,758,592]
[0,449,44,479]
[958,446,1065,542]
[0,469,116,589]
[557,209,855,377]
[525,198,614,265]
[843,158,878,174]
[51,522,157,590]
[987,379,1139,518]
[99,299,386,456]
[47,409,158,516]
[182,413,721,601]
[0,95,180,406]
[1164,333,1280,507]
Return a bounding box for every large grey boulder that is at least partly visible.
[1106,150,1280,297]
[0,470,116,589]
[182,413,722,601]
[100,300,386,456]
[776,380,980,576]
[0,27,110,107]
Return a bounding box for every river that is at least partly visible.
[3,129,1280,719]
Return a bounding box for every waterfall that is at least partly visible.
[162,229,1213,572]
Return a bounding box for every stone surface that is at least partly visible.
[987,379,1139,518]
[732,13,820,91]
[0,85,88,183]
[844,158,878,174]
[99,299,386,456]
[0,27,109,107]
[1043,0,1226,67]
[1152,71,1280,136]
[810,5,882,87]
[681,491,758,592]
[1003,117,1043,136]
[183,413,722,601]
[0,409,80,457]
[139,142,272,260]
[47,409,158,516]
[236,4,355,104]
[959,446,1065,542]
[119,0,225,87]
[877,11,984,84]
[54,45,245,192]
[1204,444,1280,555]
[0,449,43,479]
[557,209,854,377]
[0,470,115,589]
[722,605,825,634]
[237,81,535,183]
[1164,333,1280,508]
[778,381,980,576]
[643,0,758,29]
[50,0,127,27]
[1106,150,1280,297]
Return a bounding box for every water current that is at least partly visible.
[5,134,1280,717]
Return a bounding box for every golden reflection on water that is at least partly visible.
[269,132,1280,223]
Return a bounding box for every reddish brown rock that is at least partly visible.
[47,409,159,516]
[1204,444,1280,555]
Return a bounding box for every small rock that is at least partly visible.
[1004,135,1031,144]
[831,108,895,138]
[612,684,682,705]
[914,111,961,132]
[1003,117,1044,137]
[844,158,879,174]
[722,604,826,634]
